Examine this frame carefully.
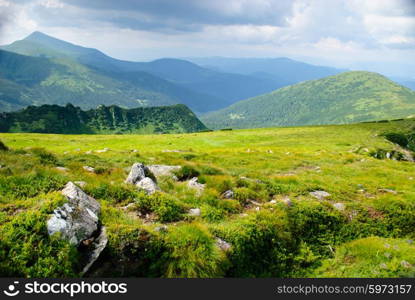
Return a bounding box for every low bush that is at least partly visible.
[173,165,200,181]
[0,140,8,151]
[30,148,59,165]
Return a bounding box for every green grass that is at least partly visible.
[0,119,414,277]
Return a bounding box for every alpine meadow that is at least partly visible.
[0,0,414,281]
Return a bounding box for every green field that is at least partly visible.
[0,120,414,277]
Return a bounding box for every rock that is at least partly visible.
[162,149,185,153]
[310,190,331,200]
[136,177,159,195]
[407,239,414,245]
[269,200,277,204]
[80,227,108,276]
[74,181,87,188]
[255,207,260,211]
[125,163,151,184]
[401,260,412,268]
[131,149,139,153]
[95,148,109,153]
[187,177,205,195]
[155,225,168,233]
[267,150,273,154]
[216,238,231,252]
[379,263,388,269]
[83,166,95,173]
[378,188,397,194]
[333,203,345,211]
[47,182,101,246]
[222,190,234,199]
[188,208,201,216]
[147,165,181,178]
[281,196,292,206]
[55,166,69,172]
[85,150,92,154]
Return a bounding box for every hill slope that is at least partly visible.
[0,103,207,134]
[1,32,289,110]
[201,71,415,129]
[0,49,217,113]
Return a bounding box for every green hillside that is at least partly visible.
[0,118,414,277]
[0,48,218,113]
[0,103,207,134]
[202,71,415,129]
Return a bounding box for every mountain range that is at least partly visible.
[201,71,415,129]
[0,103,207,134]
[0,32,345,113]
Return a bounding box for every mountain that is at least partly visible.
[186,57,344,85]
[1,32,287,110]
[0,103,207,134]
[201,71,415,129]
[0,49,217,113]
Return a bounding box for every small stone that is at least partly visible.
[384,252,391,259]
[379,263,388,269]
[378,188,397,194]
[310,190,331,200]
[74,181,87,188]
[333,203,345,211]
[384,243,391,248]
[281,196,292,206]
[401,260,412,268]
[269,200,277,204]
[187,177,205,195]
[85,150,92,154]
[83,166,95,173]
[131,149,139,153]
[216,238,231,252]
[55,166,69,172]
[255,207,260,211]
[155,225,168,233]
[222,190,234,199]
[188,208,201,216]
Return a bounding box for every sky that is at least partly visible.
[0,0,414,78]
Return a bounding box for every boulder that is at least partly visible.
[148,165,181,178]
[125,163,152,184]
[74,181,87,188]
[187,177,205,195]
[136,177,160,195]
[188,208,201,216]
[310,190,331,200]
[221,190,234,199]
[47,182,101,246]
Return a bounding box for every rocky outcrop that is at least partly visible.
[125,163,160,195]
[47,182,107,275]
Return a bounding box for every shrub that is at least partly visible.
[163,224,225,277]
[383,132,408,148]
[201,205,225,222]
[233,187,257,205]
[86,183,137,204]
[173,165,200,181]
[198,165,223,175]
[30,148,59,165]
[135,193,184,223]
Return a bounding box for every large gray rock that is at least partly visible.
[47,182,100,246]
[125,163,152,184]
[148,165,181,178]
[136,177,160,195]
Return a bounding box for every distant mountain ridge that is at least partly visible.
[0,103,207,134]
[201,71,415,129]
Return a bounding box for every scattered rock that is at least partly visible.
[147,165,181,178]
[95,148,109,153]
[333,203,345,211]
[378,188,397,194]
[80,227,108,276]
[125,163,150,184]
[188,208,201,216]
[63,151,70,154]
[401,260,412,268]
[269,200,277,204]
[310,190,331,200]
[281,196,292,206]
[216,238,231,252]
[131,149,139,153]
[83,166,95,173]
[379,263,388,269]
[55,166,69,172]
[74,181,87,188]
[121,203,136,211]
[255,207,260,211]
[187,177,205,195]
[47,182,101,246]
[162,149,185,153]
[85,150,92,154]
[267,150,273,154]
[155,225,168,233]
[136,177,160,195]
[222,190,234,199]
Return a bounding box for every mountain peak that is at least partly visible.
[24,31,59,42]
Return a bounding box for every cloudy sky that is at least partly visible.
[0,0,414,77]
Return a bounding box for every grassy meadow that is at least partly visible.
[0,119,414,277]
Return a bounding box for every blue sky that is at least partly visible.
[0,0,414,77]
